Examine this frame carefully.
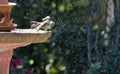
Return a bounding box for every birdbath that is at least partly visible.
[0,0,52,74]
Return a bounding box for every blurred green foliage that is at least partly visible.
[9,0,120,74]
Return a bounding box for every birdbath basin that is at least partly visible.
[0,29,52,74]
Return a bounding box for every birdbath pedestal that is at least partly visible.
[0,29,51,74]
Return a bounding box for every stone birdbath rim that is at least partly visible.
[0,29,52,43]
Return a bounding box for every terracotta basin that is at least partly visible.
[0,0,8,4]
[0,29,52,74]
[0,3,16,27]
[0,3,16,12]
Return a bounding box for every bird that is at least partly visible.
[41,19,54,30]
[30,16,54,31]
